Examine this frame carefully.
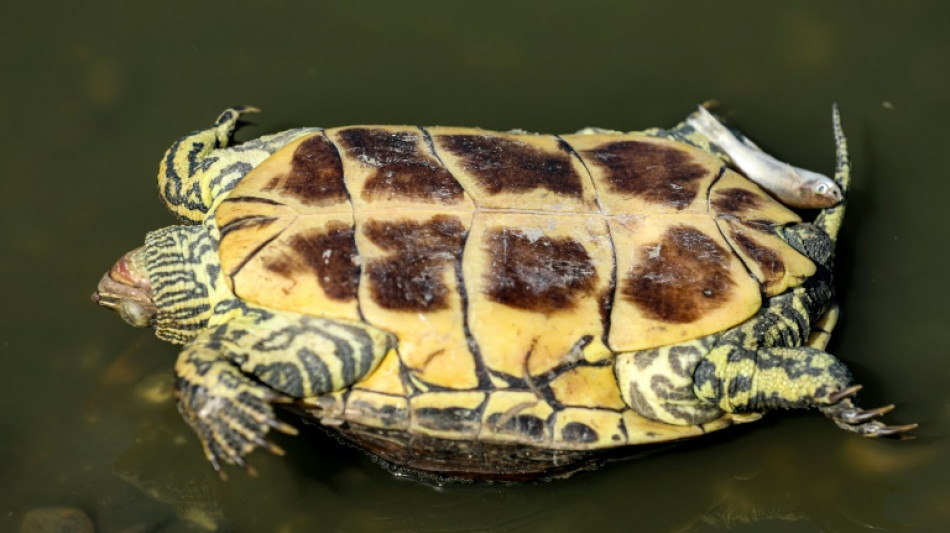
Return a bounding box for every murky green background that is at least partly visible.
[2,1,948,531]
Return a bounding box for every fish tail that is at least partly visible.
[686,106,737,145]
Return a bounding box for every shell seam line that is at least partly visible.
[458,208,493,390]
[218,215,278,239]
[707,165,764,297]
[322,129,365,323]
[227,226,288,280]
[557,134,616,351]
[420,126,481,210]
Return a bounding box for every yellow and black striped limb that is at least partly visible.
[157,106,317,222]
[174,310,394,473]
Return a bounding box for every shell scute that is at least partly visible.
[355,209,478,389]
[553,408,626,448]
[607,215,762,351]
[223,213,361,321]
[479,391,554,444]
[428,127,598,212]
[351,344,406,397]
[549,365,627,410]
[563,133,723,215]
[621,409,733,444]
[328,125,475,210]
[222,132,349,213]
[710,170,816,295]
[410,391,487,439]
[344,389,410,430]
[463,212,614,379]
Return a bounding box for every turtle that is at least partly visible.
[93,105,914,481]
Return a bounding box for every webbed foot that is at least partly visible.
[821,385,917,439]
[176,357,298,478]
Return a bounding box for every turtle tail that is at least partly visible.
[813,104,851,246]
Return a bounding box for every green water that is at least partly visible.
[2,1,949,531]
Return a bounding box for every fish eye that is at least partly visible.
[815,183,828,194]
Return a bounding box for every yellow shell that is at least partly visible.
[213,125,815,467]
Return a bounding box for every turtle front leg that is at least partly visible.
[175,311,395,476]
[693,344,915,438]
[158,106,259,222]
[175,339,297,475]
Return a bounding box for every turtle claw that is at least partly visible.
[861,422,919,439]
[837,404,895,424]
[822,386,916,439]
[213,105,261,128]
[176,367,297,476]
[827,384,862,403]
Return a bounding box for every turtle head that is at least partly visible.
[94,225,221,344]
[93,246,158,328]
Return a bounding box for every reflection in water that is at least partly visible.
[673,441,909,532]
[114,419,224,532]
[106,398,923,532]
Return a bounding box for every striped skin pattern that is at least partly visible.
[158,106,319,222]
[143,212,395,473]
[173,311,393,472]
[134,107,909,479]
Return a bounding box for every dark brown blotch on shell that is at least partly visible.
[485,229,598,314]
[263,135,347,206]
[597,287,614,338]
[363,215,466,311]
[415,406,482,433]
[437,134,584,197]
[623,225,735,323]
[264,222,360,301]
[711,187,764,214]
[264,256,295,278]
[347,400,409,428]
[487,413,546,441]
[336,128,465,204]
[582,140,709,209]
[560,421,599,443]
[730,230,785,284]
[740,218,777,234]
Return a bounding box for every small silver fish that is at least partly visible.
[687,106,843,209]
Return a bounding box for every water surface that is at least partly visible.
[2,2,948,531]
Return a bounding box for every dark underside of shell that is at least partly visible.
[334,422,601,482]
[326,421,686,483]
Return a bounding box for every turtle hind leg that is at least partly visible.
[814,104,851,244]
[821,386,918,438]
[615,338,724,426]
[158,106,259,222]
[805,307,916,437]
[693,344,915,438]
